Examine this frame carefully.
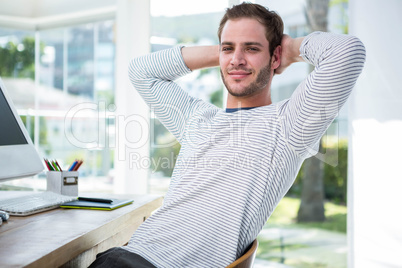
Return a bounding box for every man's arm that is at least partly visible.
[181,45,220,71]
[276,32,366,158]
[128,46,219,143]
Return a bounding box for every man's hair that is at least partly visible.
[217,2,284,56]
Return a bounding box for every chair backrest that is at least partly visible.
[226,239,258,268]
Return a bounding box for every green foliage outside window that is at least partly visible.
[0,37,43,79]
[209,88,223,108]
[288,139,348,204]
[151,142,181,177]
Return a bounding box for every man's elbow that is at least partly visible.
[346,35,366,69]
[128,57,149,86]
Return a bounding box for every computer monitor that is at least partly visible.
[0,77,44,182]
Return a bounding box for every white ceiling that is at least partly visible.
[0,0,117,30]
[0,0,116,17]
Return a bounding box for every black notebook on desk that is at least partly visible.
[60,198,134,210]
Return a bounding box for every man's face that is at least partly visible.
[219,18,273,98]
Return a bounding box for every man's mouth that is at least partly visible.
[228,69,252,80]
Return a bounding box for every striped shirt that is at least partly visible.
[124,32,366,267]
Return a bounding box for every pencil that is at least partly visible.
[55,160,63,171]
[68,160,78,171]
[51,160,59,171]
[44,158,52,171]
[74,160,83,171]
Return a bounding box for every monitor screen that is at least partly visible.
[0,89,27,146]
[0,78,44,182]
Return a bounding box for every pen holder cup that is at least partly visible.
[46,171,79,196]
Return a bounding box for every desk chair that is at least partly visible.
[226,239,258,268]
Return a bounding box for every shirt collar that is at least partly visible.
[225,107,257,113]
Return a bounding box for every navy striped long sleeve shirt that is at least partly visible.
[123,32,366,267]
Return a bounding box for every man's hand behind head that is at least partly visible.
[275,35,305,75]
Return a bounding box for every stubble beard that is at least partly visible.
[221,63,272,98]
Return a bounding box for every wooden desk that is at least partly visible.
[0,192,163,268]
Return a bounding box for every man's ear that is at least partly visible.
[271,45,281,70]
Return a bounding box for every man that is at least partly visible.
[90,2,365,267]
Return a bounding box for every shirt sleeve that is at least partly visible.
[278,31,366,158]
[128,46,215,143]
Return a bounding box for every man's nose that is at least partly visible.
[230,49,246,66]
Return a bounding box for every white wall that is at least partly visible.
[114,0,150,194]
[348,0,402,267]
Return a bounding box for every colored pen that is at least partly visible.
[51,160,59,171]
[55,160,63,171]
[74,160,83,171]
[47,159,55,171]
[68,160,78,171]
[44,158,52,171]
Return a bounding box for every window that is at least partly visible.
[0,21,115,192]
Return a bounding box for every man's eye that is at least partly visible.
[222,47,232,52]
[247,47,259,51]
